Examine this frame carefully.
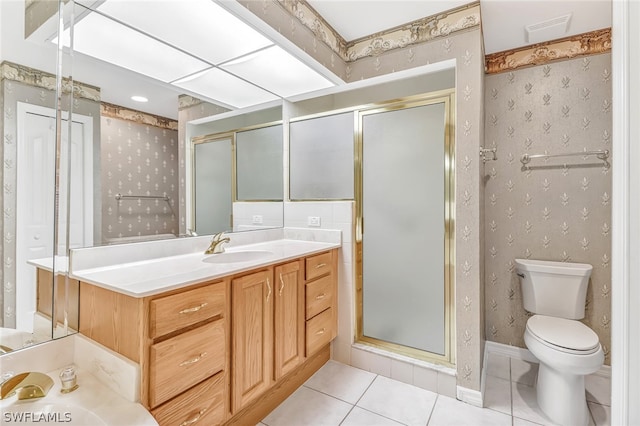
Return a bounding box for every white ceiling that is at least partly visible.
[307,0,610,53]
[306,0,471,42]
[480,0,611,54]
[0,0,612,120]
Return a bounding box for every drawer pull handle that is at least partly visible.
[315,293,326,300]
[266,277,272,302]
[179,352,207,367]
[279,274,285,296]
[316,328,326,336]
[180,408,207,426]
[315,263,327,269]
[179,302,208,314]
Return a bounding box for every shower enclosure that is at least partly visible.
[356,91,455,364]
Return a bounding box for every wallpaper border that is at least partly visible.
[485,28,612,75]
[276,1,481,62]
[101,102,178,131]
[178,95,204,111]
[0,61,101,102]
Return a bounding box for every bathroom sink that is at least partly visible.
[1,403,107,425]
[203,250,273,264]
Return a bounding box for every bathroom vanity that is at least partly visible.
[70,236,339,426]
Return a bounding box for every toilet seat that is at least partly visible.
[526,315,600,355]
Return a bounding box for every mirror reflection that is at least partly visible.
[1,0,75,353]
[1,0,299,353]
[192,121,284,235]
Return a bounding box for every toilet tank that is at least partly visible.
[514,259,592,319]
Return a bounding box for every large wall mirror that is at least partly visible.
[1,0,289,353]
[1,0,80,353]
[191,122,284,235]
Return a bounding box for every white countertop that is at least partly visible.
[27,256,68,273]
[70,239,340,298]
[0,367,157,426]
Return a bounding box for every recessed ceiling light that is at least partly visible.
[131,95,148,103]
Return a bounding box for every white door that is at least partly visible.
[16,104,93,332]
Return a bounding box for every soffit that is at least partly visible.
[305,0,471,42]
[306,0,611,54]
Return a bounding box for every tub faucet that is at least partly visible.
[205,232,230,255]
[0,372,54,400]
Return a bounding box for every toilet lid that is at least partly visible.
[526,315,600,352]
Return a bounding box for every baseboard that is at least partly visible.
[484,341,611,377]
[457,386,483,408]
[484,341,538,363]
[593,364,611,378]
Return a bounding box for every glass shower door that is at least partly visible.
[358,94,453,361]
[193,137,233,235]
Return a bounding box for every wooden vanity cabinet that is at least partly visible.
[79,248,338,426]
[79,278,230,425]
[230,260,305,413]
[273,261,305,380]
[150,370,225,426]
[304,251,338,356]
[36,268,80,331]
[231,269,273,412]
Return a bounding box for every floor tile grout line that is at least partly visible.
[587,401,597,426]
[355,406,411,426]
[337,404,356,426]
[352,373,379,407]
[302,365,380,406]
[301,383,370,407]
[512,415,545,425]
[424,394,439,425]
[349,374,413,425]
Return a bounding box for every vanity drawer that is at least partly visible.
[151,371,225,426]
[306,307,334,356]
[305,275,334,320]
[305,251,332,281]
[150,280,225,338]
[149,320,225,407]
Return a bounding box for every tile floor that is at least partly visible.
[260,353,612,426]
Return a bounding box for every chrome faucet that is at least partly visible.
[204,232,230,255]
[0,372,54,400]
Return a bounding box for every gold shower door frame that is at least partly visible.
[355,90,456,366]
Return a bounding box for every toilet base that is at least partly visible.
[536,362,590,426]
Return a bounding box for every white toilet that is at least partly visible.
[515,259,604,426]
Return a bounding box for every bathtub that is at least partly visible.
[0,328,37,353]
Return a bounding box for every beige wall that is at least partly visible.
[238,1,486,392]
[483,53,612,364]
[100,111,179,242]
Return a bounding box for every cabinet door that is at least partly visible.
[232,269,273,412]
[151,372,225,426]
[274,260,304,380]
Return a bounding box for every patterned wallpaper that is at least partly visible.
[238,1,486,392]
[483,53,612,364]
[1,62,101,327]
[237,1,480,83]
[100,109,179,242]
